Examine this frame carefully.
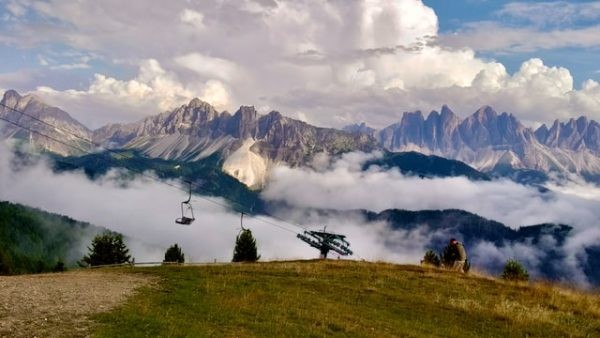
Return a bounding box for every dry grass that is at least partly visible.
[0,269,154,338]
[92,261,600,337]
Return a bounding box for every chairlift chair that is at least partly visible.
[175,181,195,225]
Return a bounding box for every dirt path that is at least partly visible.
[0,269,153,337]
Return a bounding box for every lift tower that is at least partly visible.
[297,228,353,258]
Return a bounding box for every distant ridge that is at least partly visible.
[3,89,600,185]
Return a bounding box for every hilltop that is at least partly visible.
[4,261,596,337]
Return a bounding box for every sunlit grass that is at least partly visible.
[92,261,600,337]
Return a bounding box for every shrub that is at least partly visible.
[164,244,185,263]
[422,250,441,267]
[80,232,131,266]
[53,260,65,272]
[232,229,260,262]
[501,259,529,281]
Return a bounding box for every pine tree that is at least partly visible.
[440,243,459,268]
[501,259,529,281]
[81,232,131,266]
[232,229,260,262]
[422,250,441,267]
[164,243,185,263]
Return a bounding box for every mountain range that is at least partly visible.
[2,89,600,186]
[345,105,600,179]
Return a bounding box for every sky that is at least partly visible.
[1,0,600,129]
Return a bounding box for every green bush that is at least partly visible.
[80,232,131,266]
[53,260,65,272]
[422,250,441,267]
[164,244,185,263]
[501,259,529,281]
[232,229,260,262]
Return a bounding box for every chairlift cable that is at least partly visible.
[1,104,357,257]
[0,112,305,235]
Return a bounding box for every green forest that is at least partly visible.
[0,201,106,274]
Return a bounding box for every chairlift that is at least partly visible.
[175,181,195,225]
[240,212,246,231]
[236,212,249,236]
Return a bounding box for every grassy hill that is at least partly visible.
[92,261,600,337]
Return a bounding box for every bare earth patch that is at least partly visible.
[0,269,153,338]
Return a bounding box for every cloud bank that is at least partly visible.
[0,142,428,264]
[1,141,600,284]
[262,152,600,285]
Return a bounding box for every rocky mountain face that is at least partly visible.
[1,90,378,187]
[352,105,600,178]
[0,90,91,155]
[4,88,600,186]
[92,98,379,187]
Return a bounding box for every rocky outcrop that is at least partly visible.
[0,90,91,155]
[352,105,600,176]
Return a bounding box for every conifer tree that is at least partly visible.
[422,250,441,267]
[232,229,260,262]
[501,259,529,281]
[164,243,185,263]
[81,232,131,266]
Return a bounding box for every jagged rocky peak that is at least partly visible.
[401,110,424,123]
[188,97,211,109]
[535,124,549,143]
[1,89,22,105]
[465,106,498,124]
[234,105,258,120]
[229,105,258,139]
[169,98,219,126]
[576,116,588,131]
[1,90,88,131]
[343,122,376,136]
[440,104,456,117]
[0,89,91,155]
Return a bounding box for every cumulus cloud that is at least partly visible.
[32,59,232,128]
[180,9,205,30]
[2,1,600,130]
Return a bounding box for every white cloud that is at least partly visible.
[5,0,26,18]
[180,9,205,30]
[31,59,233,128]
[441,22,600,53]
[175,53,240,82]
[497,1,600,27]
[2,0,600,129]
[262,151,600,285]
[262,152,600,230]
[0,141,432,264]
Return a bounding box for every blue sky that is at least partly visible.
[426,0,600,84]
[1,0,600,128]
